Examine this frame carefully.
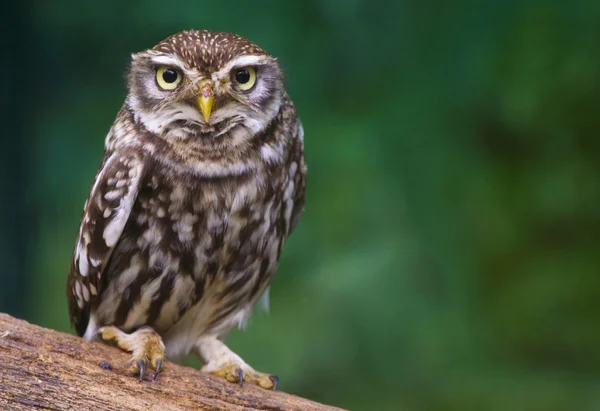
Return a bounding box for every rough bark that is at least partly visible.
[0,313,343,411]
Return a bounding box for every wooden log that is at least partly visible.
[0,313,343,411]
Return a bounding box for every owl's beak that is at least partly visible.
[197,80,214,122]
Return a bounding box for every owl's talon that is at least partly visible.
[137,358,147,381]
[237,367,244,386]
[99,326,166,382]
[153,358,163,380]
[269,375,279,390]
[206,361,277,390]
[256,373,278,390]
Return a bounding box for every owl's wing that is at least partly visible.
[287,122,307,236]
[67,150,145,336]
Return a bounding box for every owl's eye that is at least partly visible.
[232,67,257,91]
[156,66,182,90]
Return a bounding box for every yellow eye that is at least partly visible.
[232,67,257,91]
[156,66,182,90]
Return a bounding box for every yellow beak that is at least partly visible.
[197,80,214,122]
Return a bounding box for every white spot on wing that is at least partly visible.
[102,157,143,248]
[81,283,90,302]
[90,153,116,200]
[75,281,82,301]
[104,190,121,201]
[78,249,89,277]
[103,217,122,248]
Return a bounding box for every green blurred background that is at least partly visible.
[2,1,600,410]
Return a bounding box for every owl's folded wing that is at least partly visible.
[287,121,307,236]
[67,149,145,336]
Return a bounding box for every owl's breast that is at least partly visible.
[94,161,288,346]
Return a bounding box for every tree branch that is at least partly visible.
[0,313,343,411]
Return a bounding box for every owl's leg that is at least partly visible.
[195,336,278,390]
[99,326,165,381]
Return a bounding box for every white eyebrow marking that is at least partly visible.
[147,54,200,79]
[148,55,185,67]
[213,54,274,80]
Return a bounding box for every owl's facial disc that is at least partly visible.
[127,35,284,148]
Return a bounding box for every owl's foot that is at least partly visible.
[99,326,165,381]
[208,361,279,389]
[196,337,278,390]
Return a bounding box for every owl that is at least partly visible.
[66,30,306,389]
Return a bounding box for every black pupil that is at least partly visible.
[235,69,250,84]
[162,68,178,83]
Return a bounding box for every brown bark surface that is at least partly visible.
[0,313,344,411]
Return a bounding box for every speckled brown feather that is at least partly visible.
[153,30,268,73]
[67,150,145,335]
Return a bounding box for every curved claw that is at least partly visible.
[153,358,163,381]
[269,375,279,390]
[236,367,244,386]
[137,359,147,381]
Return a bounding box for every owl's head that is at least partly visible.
[126,30,283,146]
